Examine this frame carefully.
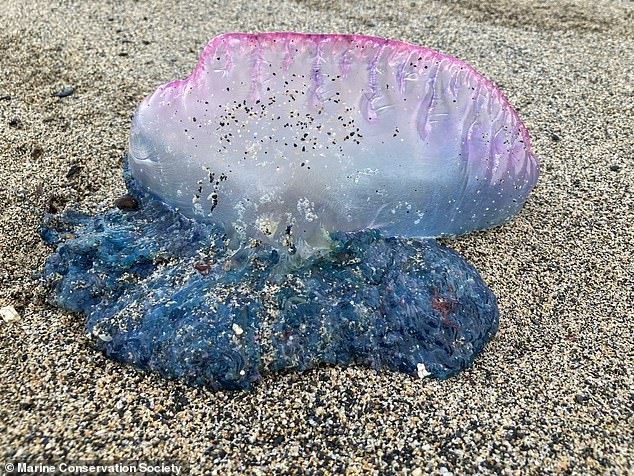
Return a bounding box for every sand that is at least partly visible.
[1,0,632,474]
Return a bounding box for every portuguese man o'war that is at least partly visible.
[41,33,538,390]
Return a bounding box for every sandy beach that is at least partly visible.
[1,0,632,474]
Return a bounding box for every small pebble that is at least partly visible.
[575,394,590,404]
[66,164,82,178]
[52,87,74,98]
[0,305,20,323]
[609,165,621,172]
[31,146,44,159]
[47,194,67,214]
[114,194,139,211]
[417,362,431,378]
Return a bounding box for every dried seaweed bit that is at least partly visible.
[193,261,212,274]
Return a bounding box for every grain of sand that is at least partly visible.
[1,0,632,474]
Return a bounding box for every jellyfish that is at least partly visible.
[42,33,538,390]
